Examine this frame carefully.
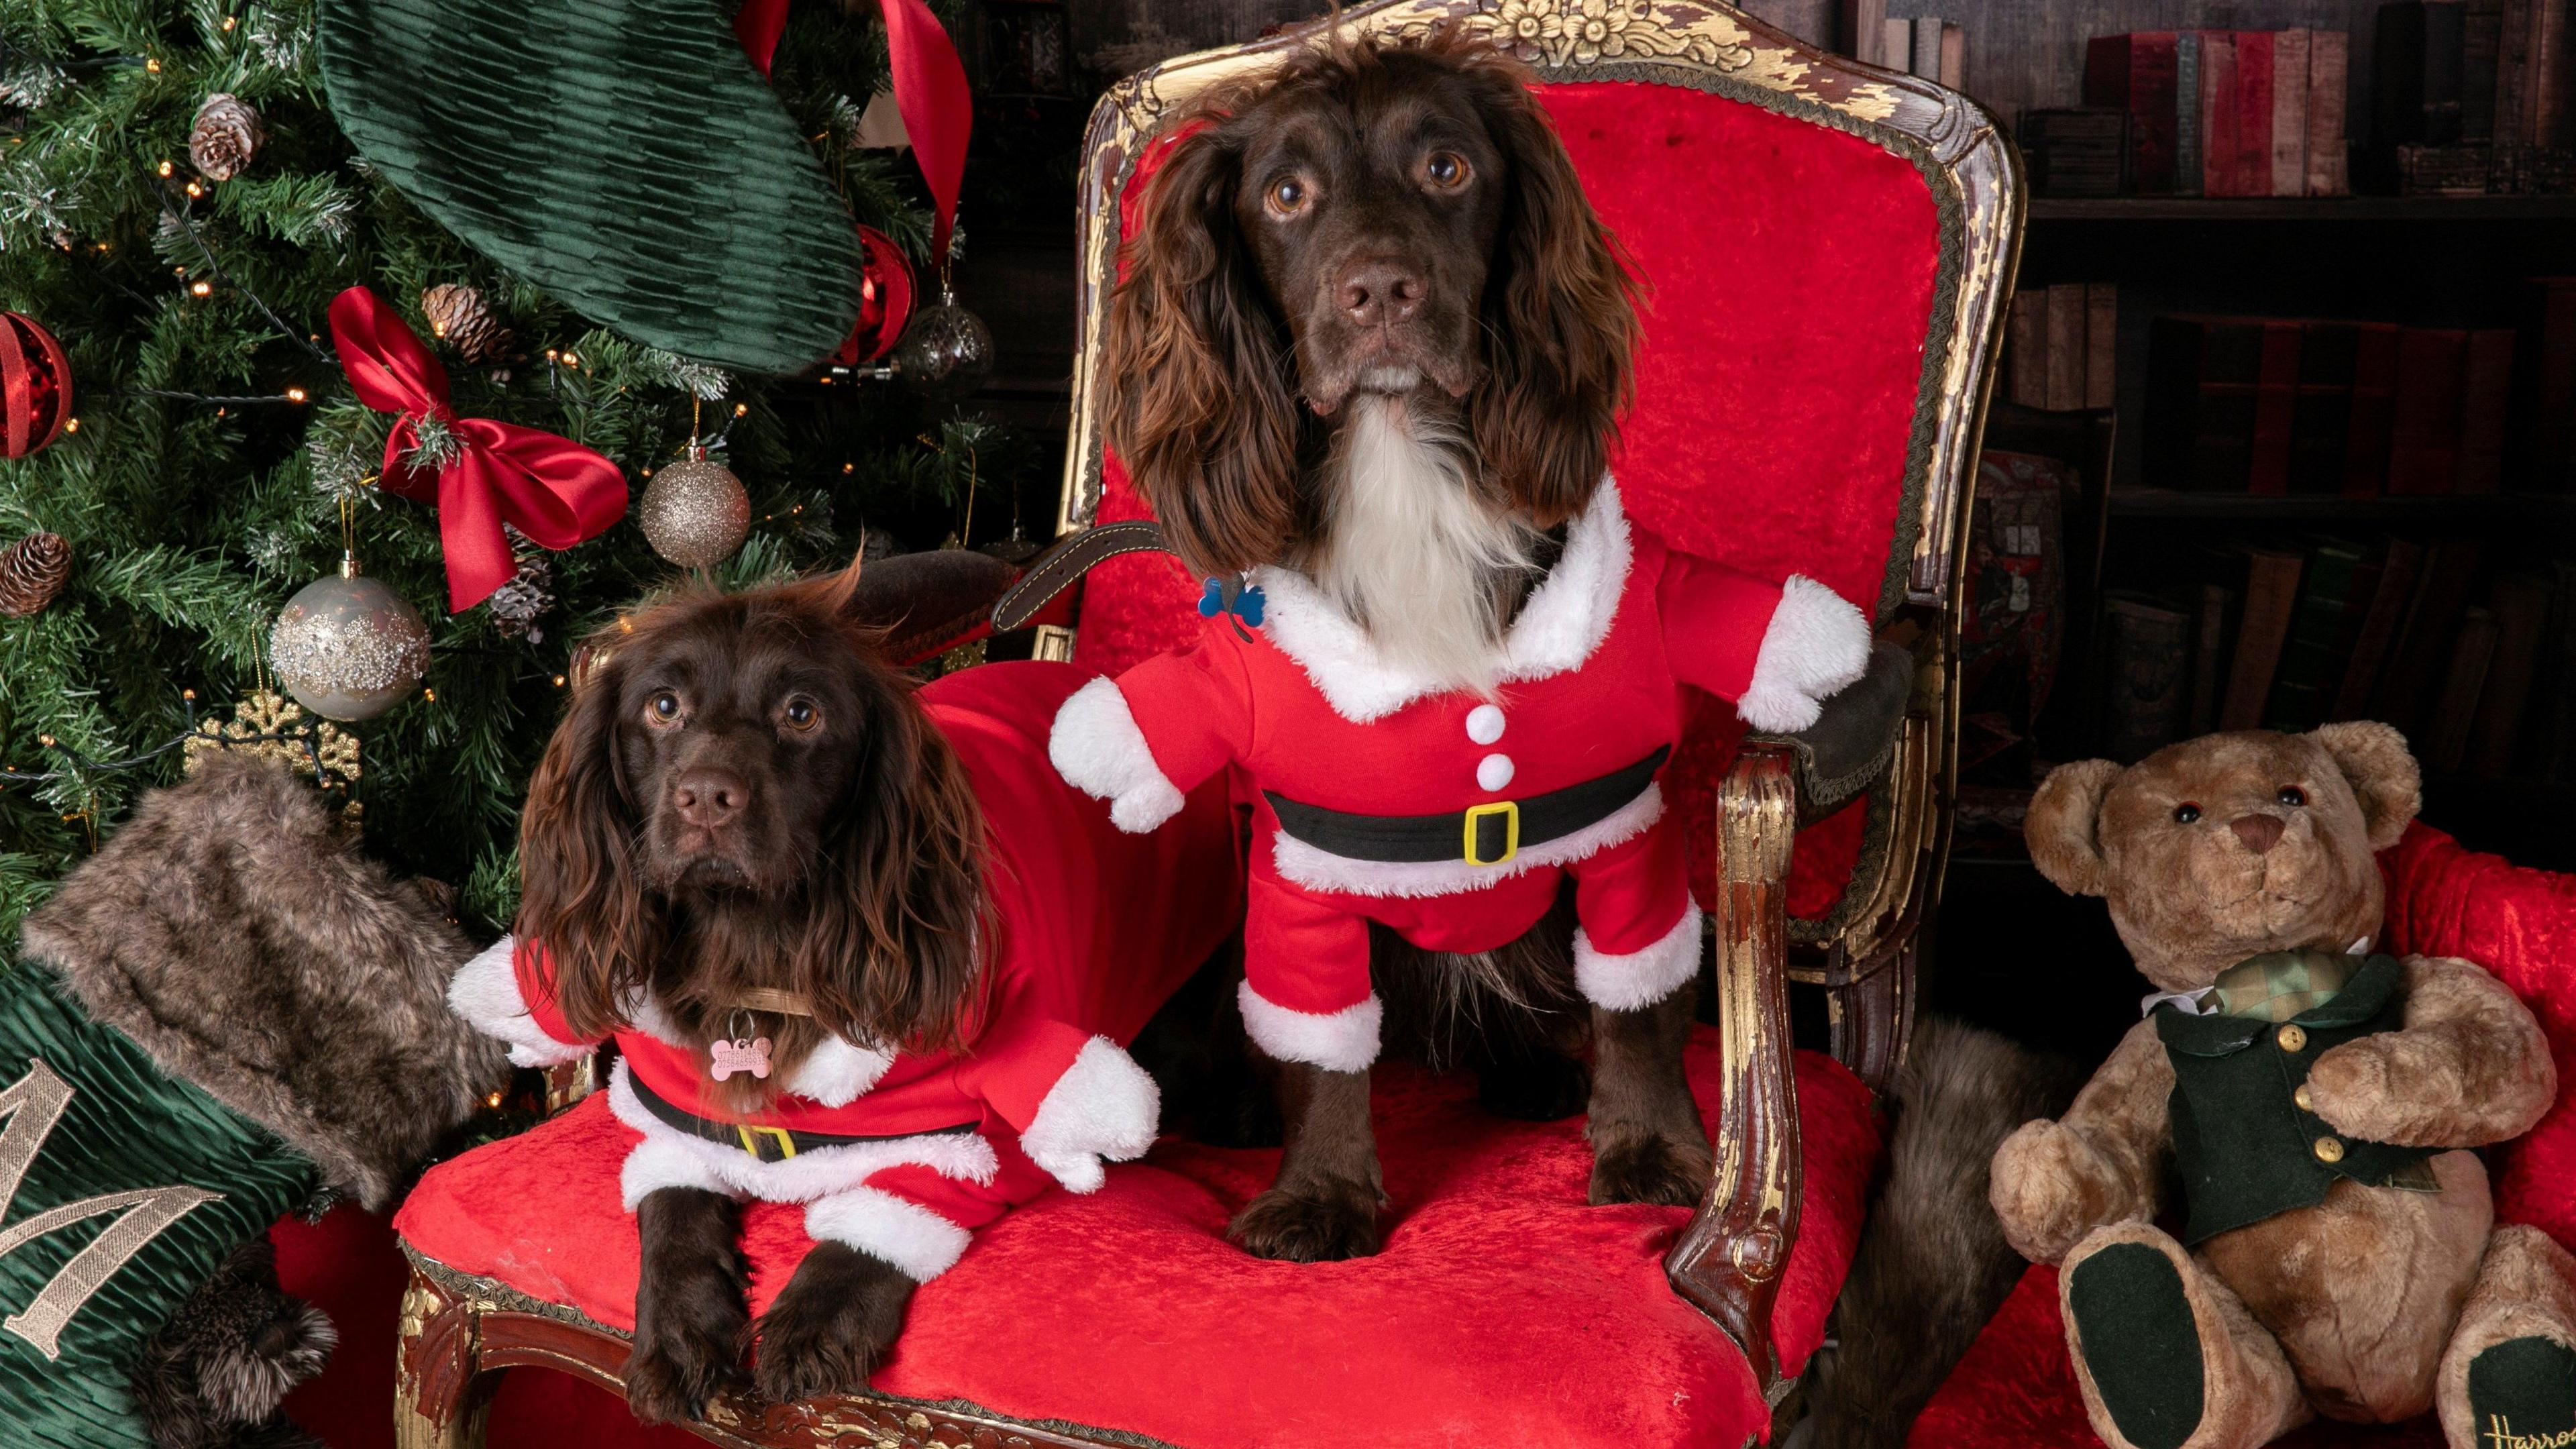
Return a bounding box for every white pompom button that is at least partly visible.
[1465,704,1506,745]
[1477,754,1515,792]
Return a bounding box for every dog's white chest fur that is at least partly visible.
[1309,396,1537,696]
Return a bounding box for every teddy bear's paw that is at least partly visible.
[1991,1120,2127,1264]
[2304,1037,2409,1141]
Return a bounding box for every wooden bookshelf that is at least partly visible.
[2030,196,2576,221]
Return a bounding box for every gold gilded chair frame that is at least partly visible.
[1040,0,2023,1401]
[391,7,2018,1445]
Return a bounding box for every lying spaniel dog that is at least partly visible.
[449,568,1240,1421]
[1049,32,1872,1260]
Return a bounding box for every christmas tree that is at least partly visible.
[0,0,1019,936]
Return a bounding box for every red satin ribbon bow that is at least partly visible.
[733,0,971,263]
[328,286,627,613]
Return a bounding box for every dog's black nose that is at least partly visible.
[672,767,748,830]
[1338,258,1424,327]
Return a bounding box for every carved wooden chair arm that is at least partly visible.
[1664,739,1802,1398]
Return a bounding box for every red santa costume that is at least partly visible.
[1048,481,1869,1073]
[448,661,1243,1284]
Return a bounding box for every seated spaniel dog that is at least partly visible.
[449,568,1242,1421]
[1048,31,1873,1260]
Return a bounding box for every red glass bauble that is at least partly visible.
[833,226,917,368]
[0,313,70,460]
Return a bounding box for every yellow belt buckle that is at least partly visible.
[736,1124,798,1161]
[1462,800,1519,867]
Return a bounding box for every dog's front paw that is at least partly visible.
[1229,1182,1383,1263]
[626,1318,745,1426]
[1587,1127,1712,1208]
[752,1244,912,1405]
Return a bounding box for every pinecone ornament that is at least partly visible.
[482,527,554,642]
[0,531,70,617]
[420,284,513,366]
[188,93,264,182]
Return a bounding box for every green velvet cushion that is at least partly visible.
[317,0,865,374]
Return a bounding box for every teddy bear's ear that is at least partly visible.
[2306,720,2422,851]
[2025,759,2124,896]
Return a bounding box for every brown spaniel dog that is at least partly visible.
[1088,30,1731,1266]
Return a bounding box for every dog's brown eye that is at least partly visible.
[646,692,682,724]
[2174,803,2202,824]
[2277,786,2306,806]
[1266,176,1307,215]
[782,698,820,732]
[1423,152,1470,189]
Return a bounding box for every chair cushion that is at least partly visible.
[397,1029,1879,1449]
[1908,1269,2446,1448]
[1071,78,1943,926]
[1913,824,2576,1448]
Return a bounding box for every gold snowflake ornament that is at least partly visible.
[182,688,363,823]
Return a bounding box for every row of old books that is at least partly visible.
[2379,0,2576,195]
[2005,284,2116,412]
[2068,30,2352,197]
[2143,282,2576,494]
[2101,541,2576,779]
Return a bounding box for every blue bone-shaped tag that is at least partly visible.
[1197,576,1266,635]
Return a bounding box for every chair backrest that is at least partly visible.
[1053,0,2021,928]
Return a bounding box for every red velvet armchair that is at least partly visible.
[382,3,2021,1445]
[1911,823,2576,1449]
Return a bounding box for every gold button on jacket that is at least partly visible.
[2314,1136,2345,1164]
[2277,1024,2308,1053]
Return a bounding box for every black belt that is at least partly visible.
[628,1072,977,1165]
[1265,745,1670,869]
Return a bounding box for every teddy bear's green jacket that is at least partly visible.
[0,959,319,1448]
[2157,951,2440,1244]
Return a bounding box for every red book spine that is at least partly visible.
[2200,32,2243,195]
[2229,32,2278,199]
[2388,327,2469,496]
[2087,34,2182,193]
[2343,322,2400,497]
[2248,321,2303,494]
[2457,327,2515,493]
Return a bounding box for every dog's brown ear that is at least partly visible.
[1101,123,1302,578]
[516,630,657,1038]
[1459,56,1638,526]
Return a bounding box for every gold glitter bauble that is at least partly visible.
[269,562,431,721]
[639,455,751,569]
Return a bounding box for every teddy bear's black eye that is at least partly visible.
[2277,786,2306,806]
[2174,803,2202,824]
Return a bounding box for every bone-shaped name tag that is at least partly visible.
[709,1036,772,1081]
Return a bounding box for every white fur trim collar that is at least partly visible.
[1572,902,1705,1011]
[1267,782,1664,900]
[1237,981,1383,1072]
[1250,479,1634,724]
[448,934,592,1069]
[1017,1036,1161,1193]
[607,1059,998,1208]
[786,1034,898,1107]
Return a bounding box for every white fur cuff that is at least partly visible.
[1018,1036,1161,1193]
[806,1188,974,1283]
[447,934,591,1069]
[1737,574,1872,734]
[1049,676,1187,833]
[1573,903,1705,1012]
[1237,981,1382,1073]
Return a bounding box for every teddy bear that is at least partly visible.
[1989,722,2576,1449]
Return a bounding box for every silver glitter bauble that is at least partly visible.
[639,452,751,569]
[888,299,994,401]
[269,559,431,722]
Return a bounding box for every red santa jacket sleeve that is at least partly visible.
[1654,545,1872,735]
[957,983,1163,1194]
[1049,635,1253,833]
[445,933,604,1069]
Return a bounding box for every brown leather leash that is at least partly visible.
[989,520,1177,632]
